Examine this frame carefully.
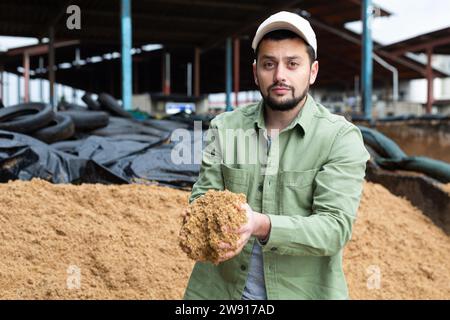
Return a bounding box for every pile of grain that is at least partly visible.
[0,179,448,299]
[179,190,247,265]
[344,182,450,299]
[0,179,193,299]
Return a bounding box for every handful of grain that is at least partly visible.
[179,189,247,265]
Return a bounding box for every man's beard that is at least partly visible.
[261,83,309,111]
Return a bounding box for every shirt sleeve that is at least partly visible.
[262,123,370,256]
[189,119,224,204]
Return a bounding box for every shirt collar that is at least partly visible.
[253,93,316,136]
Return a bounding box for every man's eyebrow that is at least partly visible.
[285,55,302,60]
[260,54,276,60]
[260,55,303,60]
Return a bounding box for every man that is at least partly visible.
[183,11,370,300]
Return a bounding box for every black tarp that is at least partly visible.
[359,125,450,183]
[0,130,127,184]
[0,116,204,187]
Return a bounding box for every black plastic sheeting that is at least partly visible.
[0,130,127,184]
[2,117,449,187]
[124,131,204,187]
[352,114,450,122]
[0,116,204,187]
[358,126,407,159]
[377,156,450,183]
[359,125,450,183]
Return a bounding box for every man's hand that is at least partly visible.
[217,203,271,263]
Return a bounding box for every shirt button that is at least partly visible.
[258,184,263,192]
[240,265,247,271]
[270,247,277,252]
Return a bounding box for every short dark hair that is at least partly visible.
[255,29,316,65]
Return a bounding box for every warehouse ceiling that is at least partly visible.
[0,0,389,47]
[0,0,445,96]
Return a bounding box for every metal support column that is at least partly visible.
[354,75,360,112]
[163,53,171,95]
[4,72,9,106]
[0,64,3,103]
[39,57,44,102]
[23,52,30,103]
[194,47,200,97]
[233,38,240,108]
[225,37,232,112]
[121,0,133,110]
[17,74,21,104]
[49,26,55,108]
[55,83,58,104]
[361,0,373,120]
[426,47,434,114]
[75,48,81,68]
[187,63,192,96]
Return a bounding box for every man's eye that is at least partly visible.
[264,62,274,68]
[289,62,299,68]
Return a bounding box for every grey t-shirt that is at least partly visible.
[242,241,267,300]
[242,135,272,300]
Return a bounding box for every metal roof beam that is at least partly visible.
[306,15,431,76]
[78,28,210,40]
[390,35,450,56]
[81,10,238,26]
[6,41,80,57]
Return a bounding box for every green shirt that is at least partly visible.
[184,94,370,300]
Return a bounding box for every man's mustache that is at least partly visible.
[268,83,294,90]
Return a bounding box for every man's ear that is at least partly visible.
[309,60,319,85]
[252,60,259,86]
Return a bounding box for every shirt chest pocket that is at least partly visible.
[279,168,319,215]
[221,164,250,195]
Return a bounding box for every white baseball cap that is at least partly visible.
[252,11,317,59]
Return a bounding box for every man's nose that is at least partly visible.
[273,64,287,83]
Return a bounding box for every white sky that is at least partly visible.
[346,0,450,45]
[0,36,38,52]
